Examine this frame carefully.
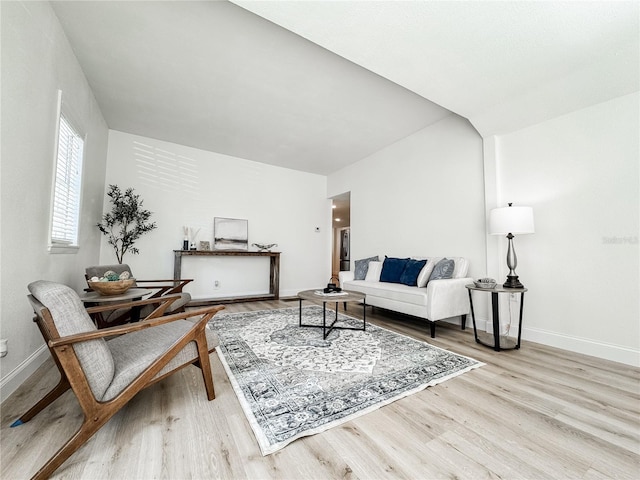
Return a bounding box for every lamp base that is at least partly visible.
[503,275,524,289]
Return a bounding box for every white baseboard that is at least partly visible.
[522,327,640,367]
[454,316,639,367]
[463,316,488,331]
[0,345,49,404]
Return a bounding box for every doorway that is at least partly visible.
[330,192,351,282]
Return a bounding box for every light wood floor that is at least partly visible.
[2,300,639,479]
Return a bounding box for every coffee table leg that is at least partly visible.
[363,300,366,331]
[131,303,142,323]
[323,302,327,339]
[299,298,302,326]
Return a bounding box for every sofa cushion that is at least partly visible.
[417,258,438,287]
[399,259,427,286]
[429,258,455,281]
[354,256,379,280]
[450,257,469,278]
[103,320,218,402]
[365,261,382,281]
[380,257,410,283]
[344,280,428,306]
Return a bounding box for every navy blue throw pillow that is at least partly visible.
[380,256,410,283]
[399,259,427,286]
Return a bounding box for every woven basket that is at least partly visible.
[88,279,135,296]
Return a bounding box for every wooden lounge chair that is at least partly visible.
[11,280,224,480]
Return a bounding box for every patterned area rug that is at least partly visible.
[209,306,482,455]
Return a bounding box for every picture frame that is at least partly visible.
[214,217,248,250]
[199,240,210,251]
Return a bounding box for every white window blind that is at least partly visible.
[50,114,84,247]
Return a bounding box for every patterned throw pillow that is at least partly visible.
[354,256,379,280]
[380,256,410,283]
[399,259,427,286]
[428,258,455,281]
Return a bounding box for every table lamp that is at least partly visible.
[489,203,535,288]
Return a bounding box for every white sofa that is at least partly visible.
[339,257,472,338]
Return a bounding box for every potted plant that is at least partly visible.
[97,184,157,264]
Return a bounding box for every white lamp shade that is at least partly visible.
[489,206,535,235]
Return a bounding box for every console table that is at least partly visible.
[173,250,280,305]
[466,284,527,351]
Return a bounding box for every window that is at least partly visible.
[49,113,84,251]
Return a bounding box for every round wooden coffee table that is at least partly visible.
[79,288,152,327]
[297,289,366,339]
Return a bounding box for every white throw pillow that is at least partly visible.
[365,261,382,281]
[417,257,440,287]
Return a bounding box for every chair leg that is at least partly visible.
[429,321,436,338]
[11,376,71,427]
[30,415,111,480]
[461,314,467,330]
[195,337,215,401]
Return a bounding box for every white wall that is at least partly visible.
[328,114,486,287]
[488,93,639,366]
[0,2,109,401]
[103,131,331,298]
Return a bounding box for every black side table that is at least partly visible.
[466,284,527,351]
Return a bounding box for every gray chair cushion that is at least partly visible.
[85,264,134,281]
[167,292,191,312]
[28,281,115,400]
[102,320,218,401]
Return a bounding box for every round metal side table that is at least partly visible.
[466,284,527,351]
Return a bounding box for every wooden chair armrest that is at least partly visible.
[134,279,193,296]
[49,305,225,347]
[134,279,193,285]
[86,281,193,297]
[84,294,181,315]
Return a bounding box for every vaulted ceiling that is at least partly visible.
[50,1,639,175]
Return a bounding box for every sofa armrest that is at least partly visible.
[425,277,472,321]
[338,270,354,286]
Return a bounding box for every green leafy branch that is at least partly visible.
[97,185,157,263]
